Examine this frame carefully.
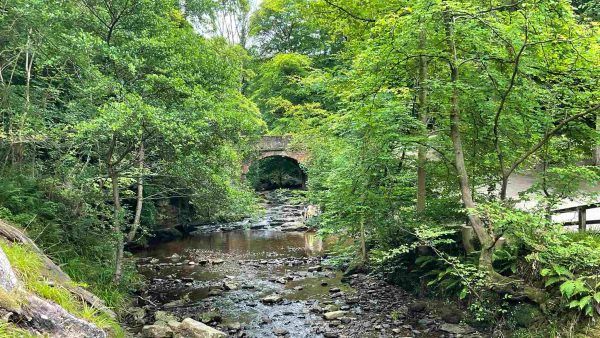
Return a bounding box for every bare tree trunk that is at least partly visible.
[127,142,144,242]
[110,168,124,283]
[416,28,428,214]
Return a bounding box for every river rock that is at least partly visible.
[273,327,289,336]
[308,265,322,272]
[261,294,282,304]
[208,289,223,296]
[323,311,347,320]
[167,321,181,331]
[155,311,179,323]
[129,307,146,325]
[222,281,239,290]
[177,318,226,338]
[440,308,463,324]
[227,322,241,331]
[281,222,308,232]
[142,323,173,338]
[196,311,222,324]
[323,304,339,312]
[408,301,427,313]
[439,323,474,335]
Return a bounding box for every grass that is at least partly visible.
[0,321,38,338]
[0,240,125,337]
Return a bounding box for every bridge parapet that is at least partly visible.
[258,136,292,152]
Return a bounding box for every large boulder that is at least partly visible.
[176,318,226,338]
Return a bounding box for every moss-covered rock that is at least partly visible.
[511,303,544,328]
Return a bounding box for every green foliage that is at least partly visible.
[0,0,265,321]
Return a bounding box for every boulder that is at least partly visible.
[176,318,226,338]
[167,321,181,331]
[142,323,173,337]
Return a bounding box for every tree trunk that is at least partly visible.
[416,28,428,214]
[110,168,124,283]
[441,5,495,260]
[127,142,144,242]
[595,112,600,165]
[359,216,367,264]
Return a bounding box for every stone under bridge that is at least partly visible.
[242,136,307,176]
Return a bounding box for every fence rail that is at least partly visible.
[552,202,600,231]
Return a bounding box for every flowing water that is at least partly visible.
[131,190,481,337]
[133,191,352,337]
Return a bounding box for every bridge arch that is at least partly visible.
[242,136,307,176]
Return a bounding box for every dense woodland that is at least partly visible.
[1,0,599,337]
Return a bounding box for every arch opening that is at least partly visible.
[246,155,306,191]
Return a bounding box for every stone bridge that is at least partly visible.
[242,136,308,175]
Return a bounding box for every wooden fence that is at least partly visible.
[552,202,600,231]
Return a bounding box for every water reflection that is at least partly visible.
[138,229,325,259]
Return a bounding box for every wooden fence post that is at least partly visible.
[578,207,587,232]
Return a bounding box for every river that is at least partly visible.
[128,190,482,338]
